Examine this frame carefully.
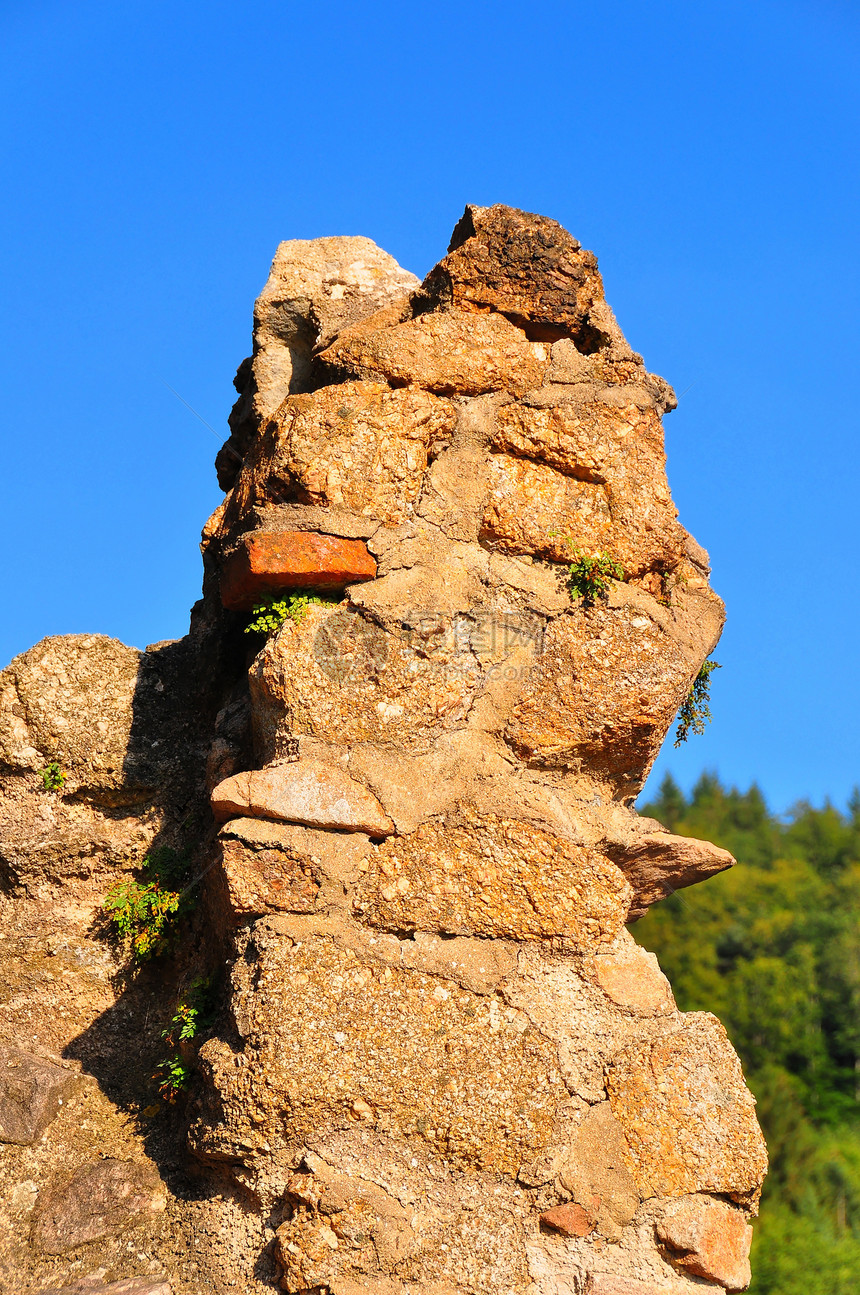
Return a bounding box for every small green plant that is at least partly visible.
[102,847,191,964]
[154,1057,191,1102]
[244,592,329,636]
[40,761,67,793]
[674,659,722,746]
[154,977,213,1102]
[565,548,625,604]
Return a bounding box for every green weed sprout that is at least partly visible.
[565,548,624,604]
[154,978,213,1102]
[40,762,67,793]
[102,848,191,964]
[244,593,329,636]
[674,659,722,746]
[154,1057,191,1102]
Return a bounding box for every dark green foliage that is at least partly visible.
[674,659,721,746]
[154,1057,190,1101]
[564,548,624,603]
[102,847,192,964]
[636,773,860,1294]
[154,976,214,1102]
[40,761,67,792]
[244,592,333,636]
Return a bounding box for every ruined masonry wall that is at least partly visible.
[0,205,766,1295]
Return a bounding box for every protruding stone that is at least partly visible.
[606,1013,768,1204]
[32,1158,166,1254]
[219,530,377,610]
[656,1194,753,1291]
[0,1044,76,1145]
[609,829,735,920]
[211,760,395,836]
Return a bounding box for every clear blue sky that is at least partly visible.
[1,0,858,813]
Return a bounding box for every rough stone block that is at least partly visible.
[216,832,320,917]
[488,399,684,577]
[190,933,569,1180]
[505,586,722,800]
[318,305,549,395]
[217,235,419,490]
[219,530,377,610]
[590,941,674,1015]
[0,636,141,782]
[0,1044,76,1144]
[0,632,201,794]
[480,452,615,563]
[211,759,394,836]
[352,808,632,946]
[587,1278,664,1295]
[539,1202,597,1238]
[32,1158,166,1253]
[249,600,489,756]
[224,381,457,529]
[606,1013,767,1204]
[656,1194,753,1291]
[275,1153,417,1293]
[555,1102,639,1241]
[420,204,607,345]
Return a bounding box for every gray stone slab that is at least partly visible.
[0,1043,76,1145]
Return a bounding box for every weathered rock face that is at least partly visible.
[0,205,765,1295]
[190,204,764,1293]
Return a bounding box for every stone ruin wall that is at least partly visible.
[0,206,767,1295]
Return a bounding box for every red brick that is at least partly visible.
[539,1201,597,1237]
[220,531,377,610]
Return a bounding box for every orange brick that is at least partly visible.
[539,1202,597,1238]
[220,531,376,610]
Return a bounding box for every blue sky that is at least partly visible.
[1,0,858,813]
